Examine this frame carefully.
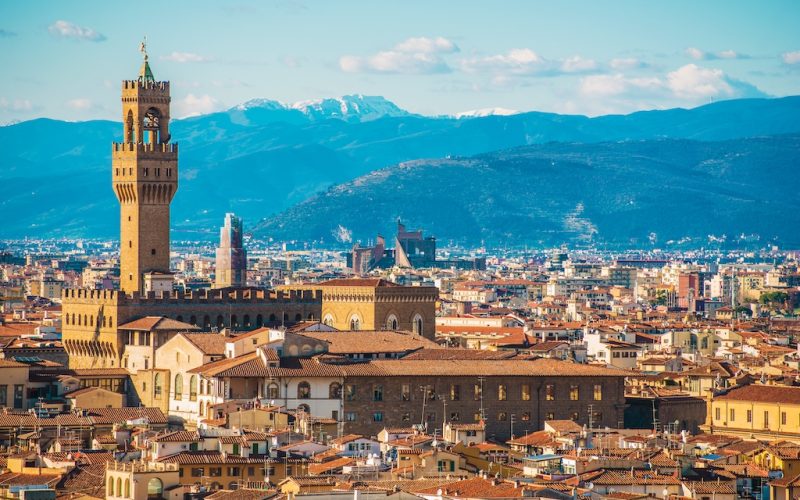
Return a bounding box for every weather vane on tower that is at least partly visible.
[139,36,148,61]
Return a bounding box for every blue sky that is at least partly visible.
[1,0,799,123]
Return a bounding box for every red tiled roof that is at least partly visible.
[715,384,800,405]
[118,316,200,331]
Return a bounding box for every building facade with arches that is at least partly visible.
[281,278,438,339]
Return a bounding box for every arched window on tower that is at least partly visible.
[126,110,134,143]
[142,107,161,144]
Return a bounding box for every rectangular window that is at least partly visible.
[345,412,357,422]
[570,385,579,401]
[373,412,383,422]
[450,384,460,401]
[521,384,531,401]
[593,384,602,401]
[782,412,787,426]
[546,384,555,401]
[373,385,383,401]
[473,384,482,401]
[497,411,507,421]
[747,410,752,423]
[0,385,7,406]
[498,384,507,401]
[715,408,721,421]
[228,467,240,476]
[729,409,735,422]
[401,384,410,401]
[209,467,222,477]
[345,384,356,401]
[13,385,23,409]
[546,412,555,420]
[613,351,620,358]
[191,468,204,477]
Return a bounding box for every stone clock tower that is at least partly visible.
[112,42,178,293]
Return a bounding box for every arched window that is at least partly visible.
[108,477,114,497]
[323,314,334,326]
[231,314,238,329]
[147,478,163,499]
[190,315,197,326]
[329,382,342,399]
[126,110,134,143]
[116,477,122,497]
[216,315,224,328]
[210,482,221,491]
[243,314,251,328]
[267,383,279,399]
[295,313,302,322]
[125,479,131,498]
[204,315,211,329]
[412,314,424,336]
[297,403,310,414]
[386,315,399,330]
[349,315,361,331]
[154,373,163,399]
[199,401,205,417]
[307,313,315,320]
[200,379,206,395]
[228,482,239,490]
[176,315,183,323]
[256,314,263,327]
[189,375,197,401]
[269,313,276,323]
[90,315,94,327]
[174,373,183,400]
[283,312,289,323]
[297,381,311,399]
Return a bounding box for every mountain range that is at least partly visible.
[1,95,799,246]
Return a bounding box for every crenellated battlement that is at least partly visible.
[62,288,120,303]
[62,287,321,306]
[122,80,170,93]
[113,142,178,154]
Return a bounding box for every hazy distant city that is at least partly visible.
[1,2,800,500]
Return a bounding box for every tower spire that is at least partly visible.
[138,36,155,84]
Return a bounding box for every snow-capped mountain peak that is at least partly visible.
[454,107,521,119]
[230,95,410,122]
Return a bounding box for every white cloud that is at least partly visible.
[461,48,548,75]
[48,20,105,42]
[580,74,662,97]
[782,51,800,65]
[686,47,706,60]
[161,52,212,63]
[717,50,739,59]
[0,98,35,112]
[561,56,598,73]
[394,36,458,54]
[575,64,767,115]
[610,58,647,70]
[667,64,734,99]
[174,94,222,118]
[66,98,93,110]
[340,36,458,74]
[685,47,748,60]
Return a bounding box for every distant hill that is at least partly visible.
[253,135,800,248]
[1,95,799,239]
